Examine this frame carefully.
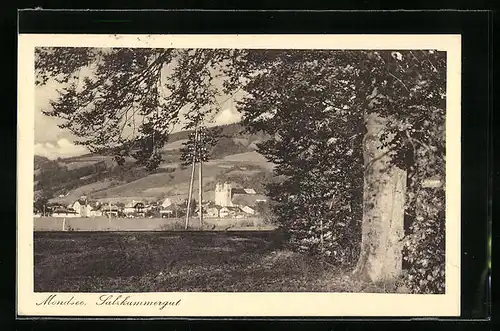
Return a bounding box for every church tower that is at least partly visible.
[215,182,233,206]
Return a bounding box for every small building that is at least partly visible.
[134,202,146,217]
[232,193,267,209]
[123,200,146,217]
[72,196,93,217]
[240,205,256,215]
[51,207,79,218]
[143,204,153,213]
[161,197,173,208]
[90,209,102,217]
[158,198,175,218]
[219,206,245,218]
[214,182,266,208]
[159,210,173,218]
[206,206,223,218]
[243,188,256,195]
[123,204,136,215]
[102,204,120,218]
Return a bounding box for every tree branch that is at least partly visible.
[388,71,410,92]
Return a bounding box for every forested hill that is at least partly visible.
[34,122,273,204]
[35,123,265,166]
[168,123,266,142]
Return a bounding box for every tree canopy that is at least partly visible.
[36,47,446,293]
[36,47,237,166]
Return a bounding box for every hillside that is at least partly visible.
[34,123,274,206]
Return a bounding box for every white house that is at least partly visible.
[102,205,120,218]
[206,206,222,218]
[215,182,266,209]
[90,209,102,217]
[219,206,245,218]
[123,200,147,215]
[71,196,94,217]
[160,209,174,218]
[240,205,256,215]
[161,197,172,208]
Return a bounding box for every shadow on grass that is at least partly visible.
[34,232,384,293]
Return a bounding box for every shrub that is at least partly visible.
[159,221,185,231]
[402,187,445,294]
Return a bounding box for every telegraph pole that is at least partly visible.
[185,126,198,230]
[198,131,204,227]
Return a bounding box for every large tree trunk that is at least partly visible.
[353,112,407,283]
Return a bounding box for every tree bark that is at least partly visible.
[353,112,406,283]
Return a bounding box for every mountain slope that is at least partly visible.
[36,123,273,205]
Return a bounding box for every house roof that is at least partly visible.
[52,207,78,214]
[48,204,67,210]
[205,201,222,209]
[161,198,172,208]
[101,205,120,211]
[165,195,187,206]
[125,200,145,208]
[232,194,267,207]
[222,206,243,212]
[73,196,89,205]
[161,204,178,211]
[231,188,247,195]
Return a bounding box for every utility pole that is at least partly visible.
[185,161,196,229]
[185,126,198,230]
[198,127,204,228]
[198,150,203,228]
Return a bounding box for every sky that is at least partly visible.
[34,66,243,160]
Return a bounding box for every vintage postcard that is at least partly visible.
[17,34,461,317]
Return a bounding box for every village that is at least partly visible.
[34,182,268,221]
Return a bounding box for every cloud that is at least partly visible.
[35,138,89,160]
[214,107,242,126]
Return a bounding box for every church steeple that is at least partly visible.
[215,182,233,207]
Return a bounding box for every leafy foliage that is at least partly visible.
[178,199,198,216]
[36,47,446,293]
[358,51,446,293]
[34,191,51,214]
[224,50,365,265]
[35,47,235,169]
[179,126,222,166]
[226,49,446,291]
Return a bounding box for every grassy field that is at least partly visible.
[34,231,389,293]
[34,216,272,232]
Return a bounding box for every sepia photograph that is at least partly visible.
[18,34,461,317]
